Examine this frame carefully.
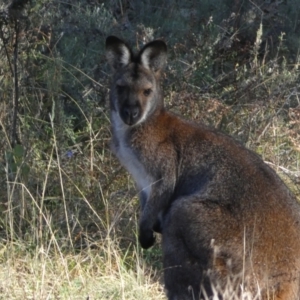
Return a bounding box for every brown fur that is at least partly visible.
[106,36,300,300]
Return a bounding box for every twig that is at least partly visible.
[265,161,300,178]
[0,22,14,75]
[11,18,20,148]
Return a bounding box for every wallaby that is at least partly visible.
[105,36,300,300]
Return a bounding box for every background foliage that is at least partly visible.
[0,0,299,299]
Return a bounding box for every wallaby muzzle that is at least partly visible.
[120,103,141,126]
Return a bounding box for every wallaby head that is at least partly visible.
[106,36,167,126]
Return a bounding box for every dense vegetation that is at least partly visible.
[0,0,299,298]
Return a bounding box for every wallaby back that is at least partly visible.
[106,36,300,300]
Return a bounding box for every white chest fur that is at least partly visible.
[111,112,153,206]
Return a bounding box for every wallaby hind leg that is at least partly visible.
[163,238,208,300]
[163,196,243,300]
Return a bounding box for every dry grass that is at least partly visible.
[0,239,165,299]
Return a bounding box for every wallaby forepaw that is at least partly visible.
[139,229,156,249]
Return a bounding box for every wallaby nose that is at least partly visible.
[124,106,139,118]
[122,105,140,125]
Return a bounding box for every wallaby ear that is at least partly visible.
[139,40,167,73]
[106,36,132,71]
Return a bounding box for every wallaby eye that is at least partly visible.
[143,89,152,96]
